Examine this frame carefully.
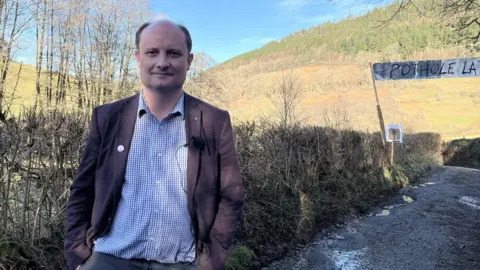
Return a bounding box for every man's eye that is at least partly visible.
[146,51,157,55]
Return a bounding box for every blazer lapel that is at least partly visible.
[111,93,139,189]
[184,93,201,218]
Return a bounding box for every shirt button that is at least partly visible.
[156,181,160,184]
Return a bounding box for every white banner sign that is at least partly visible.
[373,57,480,80]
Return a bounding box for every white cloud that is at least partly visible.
[329,0,379,17]
[278,0,312,10]
[348,3,375,15]
[277,0,337,25]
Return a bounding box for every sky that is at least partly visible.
[12,0,384,66]
[151,0,381,64]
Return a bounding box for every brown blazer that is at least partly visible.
[64,92,245,270]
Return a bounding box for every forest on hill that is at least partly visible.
[221,0,478,69]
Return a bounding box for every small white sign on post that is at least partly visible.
[386,124,403,143]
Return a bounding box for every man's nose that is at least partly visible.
[156,53,170,69]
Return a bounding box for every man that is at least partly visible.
[64,19,245,270]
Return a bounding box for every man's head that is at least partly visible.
[135,20,193,94]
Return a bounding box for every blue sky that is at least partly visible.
[13,0,383,66]
[152,0,380,64]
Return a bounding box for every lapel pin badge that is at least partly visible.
[117,145,125,152]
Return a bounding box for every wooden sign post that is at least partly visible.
[369,62,386,148]
[386,124,403,166]
[391,140,394,165]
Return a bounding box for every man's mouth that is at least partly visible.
[152,73,173,76]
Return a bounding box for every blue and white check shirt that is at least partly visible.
[94,90,196,263]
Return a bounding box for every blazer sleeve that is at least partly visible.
[64,107,100,270]
[200,111,245,270]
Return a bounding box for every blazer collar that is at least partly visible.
[138,89,187,120]
[117,91,202,147]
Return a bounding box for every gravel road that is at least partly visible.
[263,166,480,270]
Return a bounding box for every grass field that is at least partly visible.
[3,61,97,115]
[3,61,38,114]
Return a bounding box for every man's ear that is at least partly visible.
[135,51,141,67]
[187,53,194,71]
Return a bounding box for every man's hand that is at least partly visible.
[75,266,80,270]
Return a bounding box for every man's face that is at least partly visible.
[135,21,193,94]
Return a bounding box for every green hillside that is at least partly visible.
[219,0,476,69]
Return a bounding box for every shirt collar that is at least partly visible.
[138,89,185,119]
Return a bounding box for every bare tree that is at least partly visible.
[187,51,216,81]
[319,97,354,130]
[0,0,31,123]
[184,51,217,99]
[442,0,480,45]
[267,72,305,128]
[33,0,48,112]
[78,0,150,107]
[26,0,151,111]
